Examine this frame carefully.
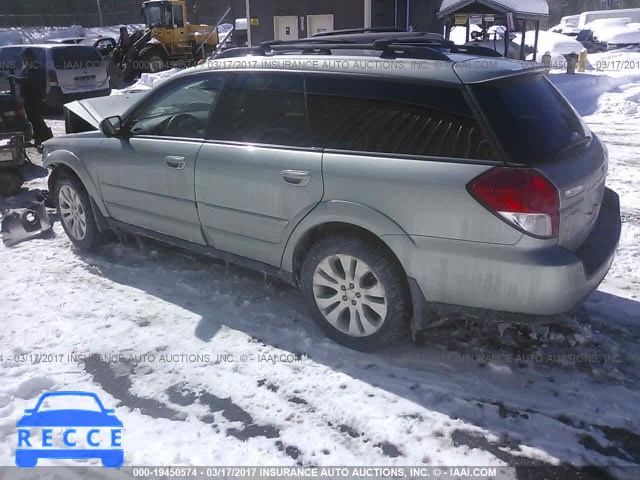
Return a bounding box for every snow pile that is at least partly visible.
[585,18,640,45]
[514,30,584,56]
[112,68,181,95]
[549,51,640,116]
[0,30,24,47]
[40,25,85,40]
[135,68,181,89]
[0,24,144,46]
[549,24,581,35]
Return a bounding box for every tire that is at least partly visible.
[54,175,101,249]
[301,234,411,351]
[0,167,23,197]
[139,48,168,73]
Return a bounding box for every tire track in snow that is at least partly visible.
[84,355,303,463]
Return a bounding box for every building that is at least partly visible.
[230,0,444,45]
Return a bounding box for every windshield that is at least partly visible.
[145,3,172,28]
[472,74,590,165]
[52,46,104,70]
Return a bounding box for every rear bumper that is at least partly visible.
[385,188,621,321]
[46,87,111,109]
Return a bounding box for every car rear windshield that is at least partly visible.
[52,46,103,70]
[472,74,590,165]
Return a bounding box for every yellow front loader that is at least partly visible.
[110,0,223,80]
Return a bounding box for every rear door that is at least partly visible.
[471,73,607,251]
[195,71,323,266]
[51,46,108,92]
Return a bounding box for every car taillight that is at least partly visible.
[48,71,58,85]
[467,167,559,239]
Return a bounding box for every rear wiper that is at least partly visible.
[554,134,592,161]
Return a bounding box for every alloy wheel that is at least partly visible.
[58,184,87,240]
[312,254,388,337]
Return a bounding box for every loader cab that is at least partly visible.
[143,0,189,47]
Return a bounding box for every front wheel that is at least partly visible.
[301,235,411,351]
[54,175,101,249]
[140,48,168,73]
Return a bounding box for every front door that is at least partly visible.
[97,72,225,244]
[195,72,323,266]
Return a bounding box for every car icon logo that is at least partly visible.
[15,391,123,468]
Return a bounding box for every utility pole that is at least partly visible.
[96,0,104,27]
[245,0,252,46]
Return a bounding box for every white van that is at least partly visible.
[0,44,110,110]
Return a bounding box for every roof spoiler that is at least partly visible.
[462,65,550,84]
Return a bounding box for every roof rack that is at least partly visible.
[312,27,407,37]
[262,39,452,61]
[254,36,503,61]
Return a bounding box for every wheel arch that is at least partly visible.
[282,201,413,286]
[44,151,108,217]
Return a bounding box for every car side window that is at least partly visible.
[127,73,224,139]
[211,72,310,147]
[306,76,493,160]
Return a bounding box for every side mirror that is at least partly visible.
[23,409,35,414]
[100,115,123,137]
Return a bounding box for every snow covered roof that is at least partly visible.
[438,0,549,17]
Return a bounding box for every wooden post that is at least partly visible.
[533,19,540,62]
[504,16,508,57]
[519,19,526,60]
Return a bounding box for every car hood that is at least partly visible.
[16,410,123,427]
[65,93,145,129]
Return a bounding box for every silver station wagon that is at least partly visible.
[44,34,621,351]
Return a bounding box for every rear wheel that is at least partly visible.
[54,175,101,249]
[301,234,411,351]
[0,167,23,197]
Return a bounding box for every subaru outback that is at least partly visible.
[43,34,621,351]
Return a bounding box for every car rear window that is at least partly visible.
[52,46,104,70]
[306,76,494,160]
[472,74,589,165]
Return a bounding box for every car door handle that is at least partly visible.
[166,156,186,169]
[282,170,310,186]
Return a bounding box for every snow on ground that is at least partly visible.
[1,51,640,471]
